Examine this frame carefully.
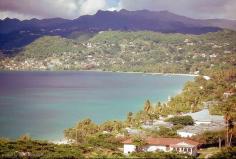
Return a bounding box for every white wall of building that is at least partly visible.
[177,131,196,137]
[195,121,211,125]
[124,144,136,154]
[147,145,167,152]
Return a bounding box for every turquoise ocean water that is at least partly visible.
[0,71,194,140]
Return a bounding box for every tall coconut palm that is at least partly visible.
[222,97,236,147]
[144,100,153,113]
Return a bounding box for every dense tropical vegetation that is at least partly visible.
[0,137,83,159]
[0,133,125,158]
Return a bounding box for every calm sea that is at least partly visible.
[0,71,194,140]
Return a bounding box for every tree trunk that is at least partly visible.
[226,119,229,147]
[229,133,233,147]
[219,137,222,149]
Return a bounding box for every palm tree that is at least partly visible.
[222,97,236,147]
[126,112,133,126]
[144,100,153,113]
[224,111,233,147]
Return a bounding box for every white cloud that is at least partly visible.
[0,0,77,19]
[0,0,109,19]
[80,0,107,15]
[119,0,236,20]
[0,0,235,20]
[224,1,236,19]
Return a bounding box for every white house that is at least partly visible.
[122,137,199,156]
[177,131,196,138]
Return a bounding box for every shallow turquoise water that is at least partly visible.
[0,71,194,140]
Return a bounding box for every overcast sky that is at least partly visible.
[0,0,236,20]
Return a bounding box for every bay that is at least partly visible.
[0,71,194,140]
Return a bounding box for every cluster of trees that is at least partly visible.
[0,133,126,158]
[0,137,83,159]
[63,118,124,157]
[124,100,155,127]
[165,116,194,126]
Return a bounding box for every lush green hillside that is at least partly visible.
[20,36,82,59]
[1,30,235,73]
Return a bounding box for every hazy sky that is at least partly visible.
[0,0,236,20]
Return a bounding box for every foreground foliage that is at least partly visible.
[209,147,236,159]
[0,139,83,159]
[129,151,195,159]
[0,136,126,159]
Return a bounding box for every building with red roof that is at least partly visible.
[122,137,200,156]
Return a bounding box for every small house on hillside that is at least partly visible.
[122,137,200,156]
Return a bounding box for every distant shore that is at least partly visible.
[77,69,199,77]
[0,69,199,77]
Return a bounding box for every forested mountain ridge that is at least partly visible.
[2,9,236,53]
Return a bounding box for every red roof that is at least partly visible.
[122,137,199,147]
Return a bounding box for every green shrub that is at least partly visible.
[165,115,194,126]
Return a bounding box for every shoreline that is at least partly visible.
[0,69,199,77]
[91,70,198,77]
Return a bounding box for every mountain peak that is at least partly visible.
[96,10,113,15]
[119,9,129,13]
[159,10,171,13]
[3,17,21,22]
[4,17,11,21]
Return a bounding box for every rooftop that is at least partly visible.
[185,109,224,122]
[177,121,225,134]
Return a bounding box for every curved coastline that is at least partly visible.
[0,69,199,77]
